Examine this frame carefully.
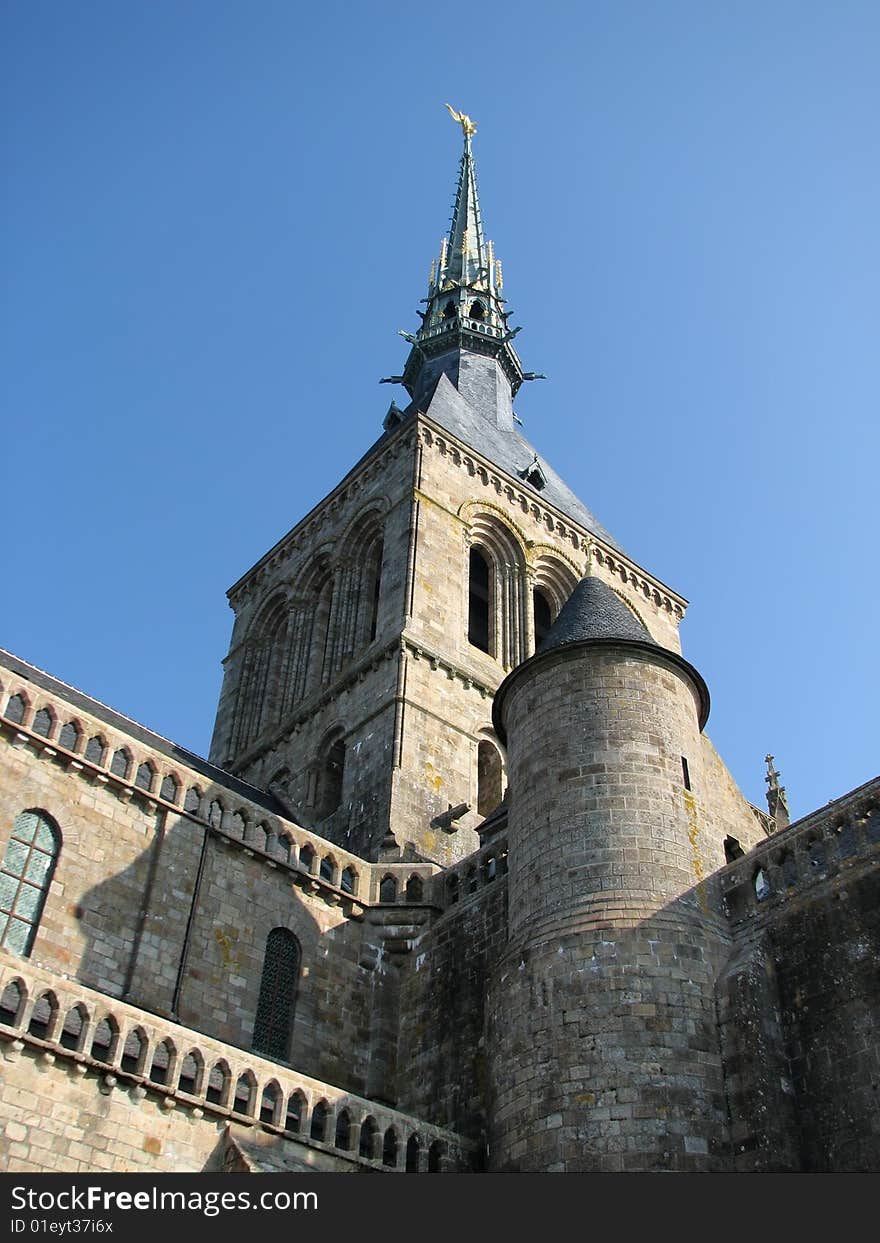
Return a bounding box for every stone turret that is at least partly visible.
[487,575,731,1171]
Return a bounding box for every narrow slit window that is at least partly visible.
[681,757,691,791]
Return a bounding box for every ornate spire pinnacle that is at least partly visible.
[765,754,791,829]
[389,110,532,419]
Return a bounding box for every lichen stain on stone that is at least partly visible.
[425,760,444,794]
[684,790,710,913]
[214,926,239,967]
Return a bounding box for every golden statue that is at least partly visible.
[445,103,477,137]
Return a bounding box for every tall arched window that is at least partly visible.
[253,928,300,1061]
[477,740,504,818]
[364,537,384,644]
[314,736,346,821]
[533,589,553,647]
[234,595,289,752]
[0,810,61,957]
[468,547,491,653]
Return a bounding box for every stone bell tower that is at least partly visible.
[209,111,695,868]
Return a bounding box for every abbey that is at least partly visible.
[1,116,877,1174]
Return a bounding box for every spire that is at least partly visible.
[392,108,527,418]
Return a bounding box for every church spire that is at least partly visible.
[391,108,529,419]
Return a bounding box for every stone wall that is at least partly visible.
[717,777,880,1171]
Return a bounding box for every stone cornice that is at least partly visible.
[415,417,687,619]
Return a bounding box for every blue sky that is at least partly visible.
[2,1,877,819]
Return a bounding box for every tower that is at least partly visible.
[208,110,691,868]
[489,576,728,1171]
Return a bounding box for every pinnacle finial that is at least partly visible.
[764,754,791,829]
[445,103,477,137]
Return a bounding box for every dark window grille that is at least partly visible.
[253,927,300,1061]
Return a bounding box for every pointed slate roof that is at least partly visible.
[537,575,650,652]
[424,374,626,553]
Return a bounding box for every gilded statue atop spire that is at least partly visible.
[445,103,477,137]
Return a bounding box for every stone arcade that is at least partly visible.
[1,115,878,1173]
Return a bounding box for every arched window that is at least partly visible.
[477,740,504,818]
[160,773,180,803]
[0,810,61,957]
[5,693,26,724]
[135,761,155,792]
[0,978,26,1027]
[383,1127,398,1167]
[253,927,300,1061]
[206,1061,230,1107]
[149,1039,175,1085]
[379,874,398,903]
[233,595,290,752]
[28,991,58,1040]
[310,1099,328,1141]
[59,721,81,751]
[724,836,744,863]
[340,866,357,896]
[428,1140,445,1172]
[365,538,383,643]
[90,1016,118,1063]
[120,1027,147,1074]
[533,589,553,648]
[406,1134,421,1172]
[314,737,345,821]
[469,300,485,320]
[405,874,423,902]
[286,1090,305,1133]
[260,1082,281,1126]
[178,1050,203,1096]
[60,1004,88,1052]
[335,1109,352,1150]
[468,548,491,653]
[32,707,54,738]
[110,748,131,780]
[85,735,106,765]
[359,1116,378,1159]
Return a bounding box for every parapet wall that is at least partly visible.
[717,776,880,1171]
[0,953,474,1173]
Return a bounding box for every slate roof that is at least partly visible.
[423,373,626,553]
[537,574,651,652]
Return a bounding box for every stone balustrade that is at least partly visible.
[0,952,473,1172]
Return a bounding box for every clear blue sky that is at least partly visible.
[2,1,877,819]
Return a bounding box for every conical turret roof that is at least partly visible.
[537,575,651,652]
